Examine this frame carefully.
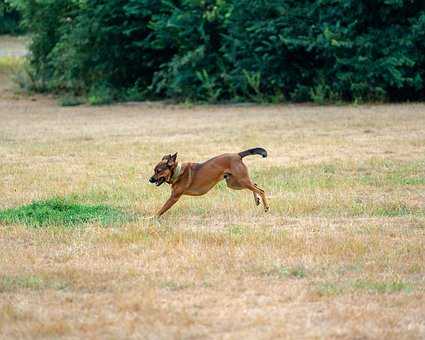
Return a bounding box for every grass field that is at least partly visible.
[1,49,425,338]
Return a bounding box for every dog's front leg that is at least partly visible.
[157,192,182,217]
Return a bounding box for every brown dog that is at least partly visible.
[149,148,269,216]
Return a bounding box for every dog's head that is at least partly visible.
[149,153,178,186]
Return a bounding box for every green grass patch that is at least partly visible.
[227,224,245,240]
[352,279,413,294]
[0,56,23,75]
[0,274,69,292]
[261,264,308,279]
[160,280,193,291]
[0,197,129,227]
[316,279,413,297]
[359,160,425,187]
[256,159,425,193]
[316,282,344,296]
[352,200,421,217]
[255,164,342,192]
[0,275,44,292]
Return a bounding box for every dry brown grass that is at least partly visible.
[1,54,425,338]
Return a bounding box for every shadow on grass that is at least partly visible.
[0,197,132,227]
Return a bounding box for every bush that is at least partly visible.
[0,0,22,34]
[87,83,115,105]
[15,0,425,103]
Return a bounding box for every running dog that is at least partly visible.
[149,148,269,216]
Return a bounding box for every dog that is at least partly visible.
[149,148,269,216]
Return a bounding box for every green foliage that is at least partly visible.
[87,83,115,105]
[123,82,145,102]
[0,0,22,34]
[0,197,128,227]
[15,0,425,103]
[11,60,46,93]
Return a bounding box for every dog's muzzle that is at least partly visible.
[149,176,165,186]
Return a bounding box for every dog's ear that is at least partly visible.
[162,154,171,161]
[167,152,177,166]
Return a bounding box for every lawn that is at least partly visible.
[0,54,425,338]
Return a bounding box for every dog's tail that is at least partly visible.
[239,147,268,159]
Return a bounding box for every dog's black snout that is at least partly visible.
[149,176,156,183]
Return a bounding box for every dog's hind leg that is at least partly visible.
[253,185,261,206]
[240,180,269,212]
[225,174,243,190]
[252,184,269,212]
[226,175,261,207]
[228,162,269,212]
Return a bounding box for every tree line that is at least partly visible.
[7,0,425,103]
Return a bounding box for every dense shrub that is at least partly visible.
[0,0,22,34]
[14,0,425,102]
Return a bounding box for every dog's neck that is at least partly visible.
[170,163,182,184]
